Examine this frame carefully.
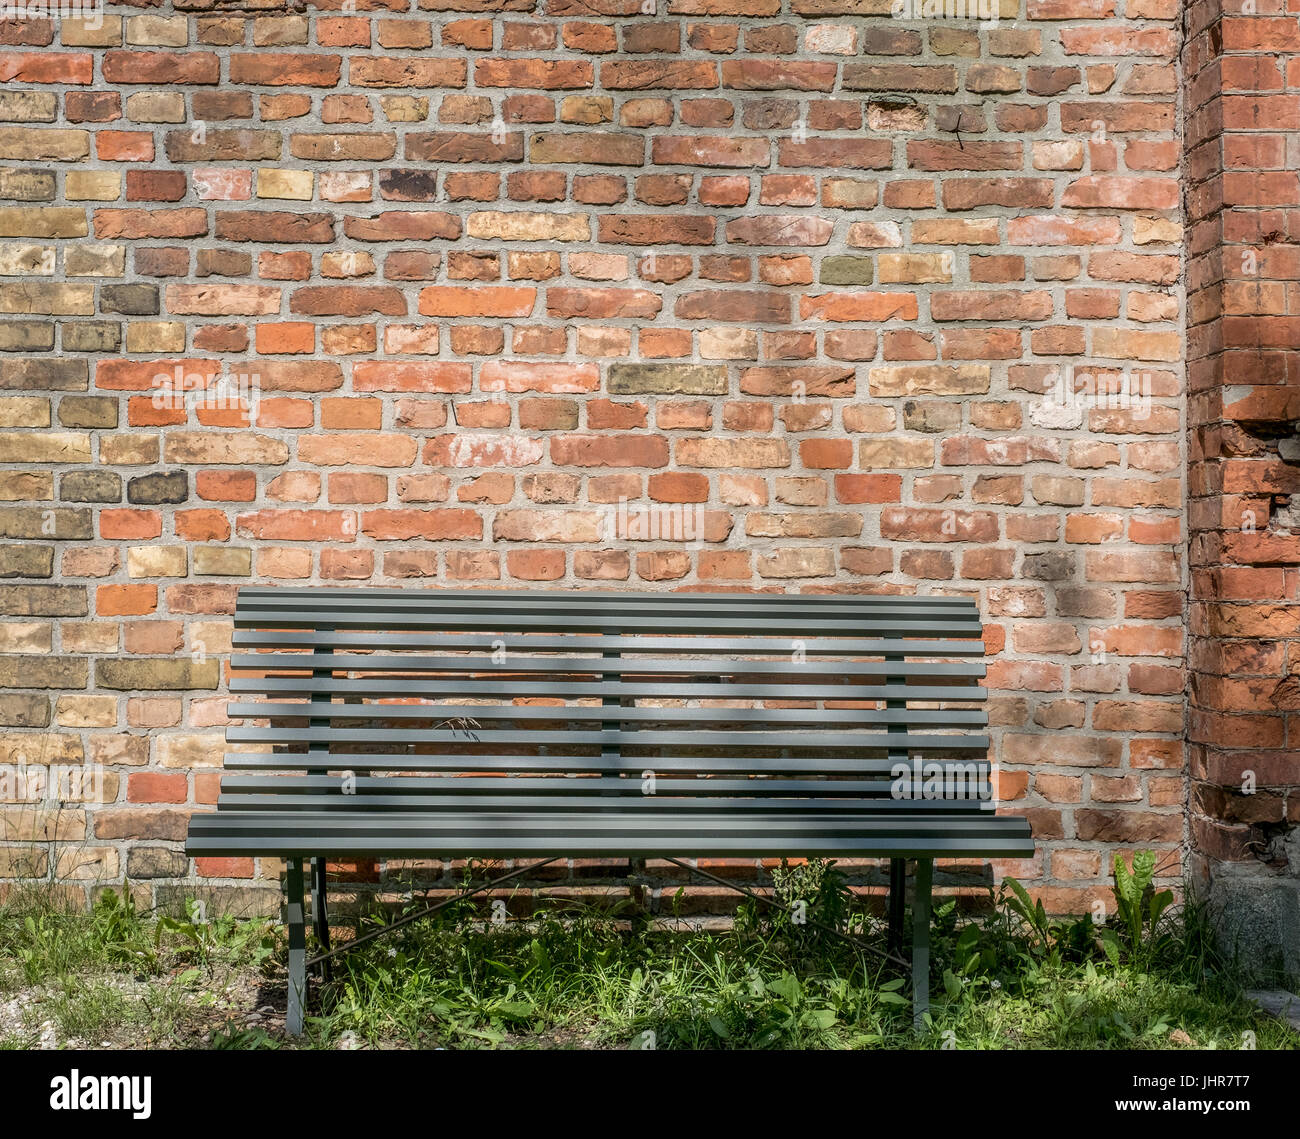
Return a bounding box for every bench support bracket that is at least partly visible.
[285,857,307,1037]
[311,856,331,981]
[912,857,932,1032]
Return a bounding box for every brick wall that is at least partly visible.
[0,0,1192,916]
[1183,0,1300,976]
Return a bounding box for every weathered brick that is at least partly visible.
[608,364,727,395]
[95,659,219,690]
[0,207,87,238]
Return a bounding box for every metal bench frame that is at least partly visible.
[185,587,1034,1035]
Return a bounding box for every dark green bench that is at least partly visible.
[185,587,1033,1034]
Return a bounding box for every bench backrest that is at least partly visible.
[224,588,994,811]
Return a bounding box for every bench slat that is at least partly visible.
[236,586,977,610]
[194,810,1021,832]
[231,631,990,657]
[226,725,993,750]
[231,678,985,702]
[216,784,992,809]
[220,752,991,774]
[218,794,995,812]
[227,703,989,729]
[239,592,977,600]
[186,810,1033,858]
[233,611,984,637]
[187,836,1034,859]
[217,774,989,796]
[228,654,987,679]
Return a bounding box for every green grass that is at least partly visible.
[0,861,1296,1051]
[0,881,279,1048]
[40,976,135,1043]
[0,883,160,989]
[306,892,1296,1050]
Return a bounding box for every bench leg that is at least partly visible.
[912,857,933,1032]
[310,856,332,981]
[626,857,650,931]
[286,857,307,1036]
[887,858,906,953]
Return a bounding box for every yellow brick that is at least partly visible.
[257,169,313,200]
[253,15,309,45]
[66,170,121,201]
[380,96,428,122]
[0,91,56,122]
[321,250,375,278]
[56,845,118,880]
[0,283,94,315]
[859,438,935,470]
[190,621,233,655]
[467,211,590,242]
[126,13,188,46]
[877,252,953,285]
[126,91,186,124]
[126,321,186,354]
[0,733,83,765]
[61,15,123,46]
[65,244,126,277]
[194,546,252,576]
[0,397,51,428]
[158,733,224,768]
[700,327,757,360]
[869,364,991,397]
[61,621,119,653]
[5,810,87,843]
[0,472,53,500]
[56,694,118,728]
[0,207,87,238]
[0,244,54,275]
[0,849,46,877]
[0,127,89,161]
[127,545,188,578]
[1134,216,1182,246]
[100,434,159,465]
[0,432,90,462]
[0,621,52,653]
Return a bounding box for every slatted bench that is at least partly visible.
[185,587,1033,1034]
